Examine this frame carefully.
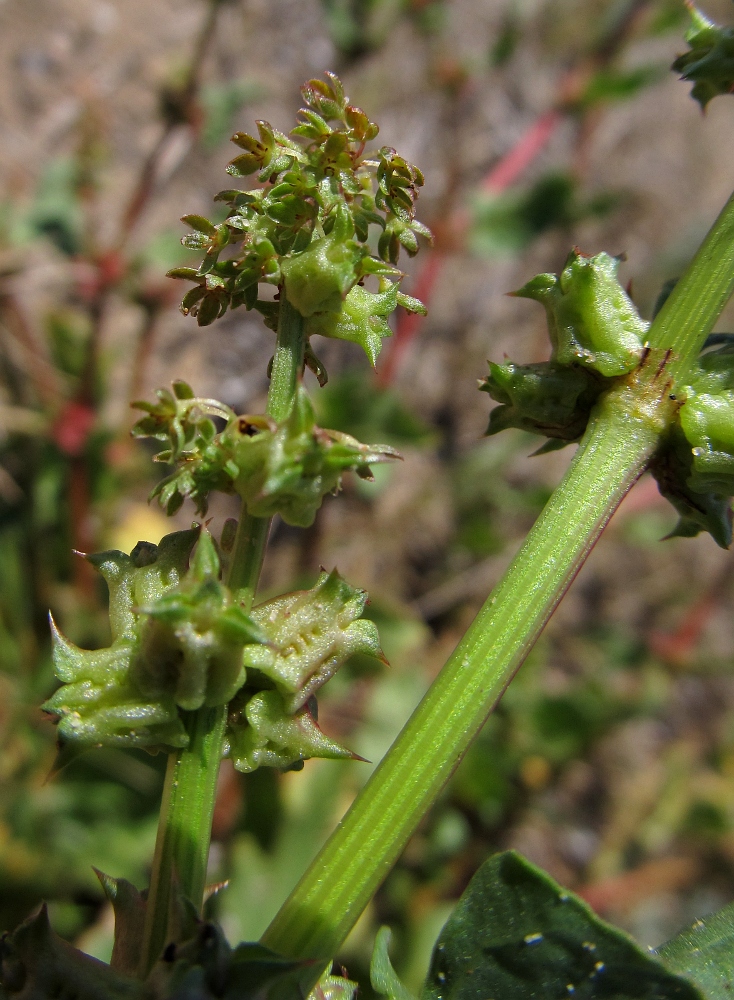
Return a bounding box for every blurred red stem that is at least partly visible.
[377,109,562,386]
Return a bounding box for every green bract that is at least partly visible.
[672,5,734,110]
[514,249,647,378]
[131,531,267,712]
[480,360,608,447]
[133,383,400,525]
[244,568,384,712]
[225,690,353,773]
[280,202,363,317]
[168,71,430,364]
[43,528,381,768]
[651,343,734,548]
[42,529,265,751]
[43,529,199,752]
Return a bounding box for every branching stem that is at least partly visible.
[261,191,734,971]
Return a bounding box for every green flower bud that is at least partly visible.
[514,250,647,378]
[225,690,353,773]
[243,568,385,711]
[281,204,364,317]
[480,360,608,445]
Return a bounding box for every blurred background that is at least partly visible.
[2,0,734,991]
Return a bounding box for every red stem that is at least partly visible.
[377,110,563,386]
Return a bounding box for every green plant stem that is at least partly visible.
[261,191,734,969]
[226,295,305,605]
[649,191,734,383]
[226,514,270,610]
[140,294,305,976]
[267,295,307,422]
[139,705,227,976]
[261,374,668,964]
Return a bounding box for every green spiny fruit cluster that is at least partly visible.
[43,73,421,779]
[481,252,734,547]
[44,528,383,771]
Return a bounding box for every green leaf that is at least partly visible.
[371,927,415,1000]
[0,905,144,1000]
[181,214,217,235]
[656,903,734,999]
[421,851,703,1000]
[94,870,147,977]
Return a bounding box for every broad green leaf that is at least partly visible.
[656,903,734,999]
[421,851,703,1000]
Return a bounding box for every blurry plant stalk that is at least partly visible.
[139,296,305,975]
[261,191,734,976]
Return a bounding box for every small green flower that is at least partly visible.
[514,250,647,378]
[134,384,401,525]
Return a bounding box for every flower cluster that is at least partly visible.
[133,382,400,523]
[44,528,383,771]
[167,72,429,366]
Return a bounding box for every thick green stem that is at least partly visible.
[140,294,305,975]
[261,372,669,963]
[261,191,734,968]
